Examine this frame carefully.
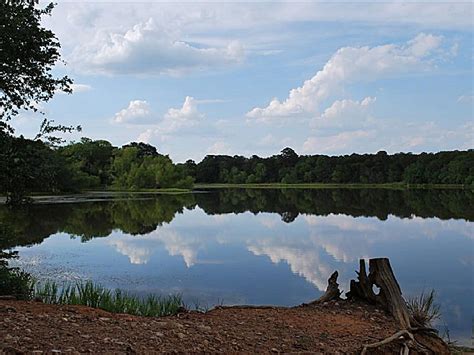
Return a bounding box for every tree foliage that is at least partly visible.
[0,138,472,203]
[0,1,72,133]
[194,148,474,186]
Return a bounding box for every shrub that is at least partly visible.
[407,289,441,328]
[0,266,34,300]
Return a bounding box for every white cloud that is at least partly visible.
[56,83,92,95]
[135,96,204,142]
[162,96,204,131]
[70,83,92,93]
[71,18,245,76]
[247,34,443,122]
[114,100,151,124]
[302,120,473,155]
[311,96,376,129]
[207,140,232,155]
[303,130,375,154]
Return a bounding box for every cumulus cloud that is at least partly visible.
[247,34,443,122]
[114,100,151,124]
[162,96,204,132]
[71,18,245,76]
[311,96,376,129]
[135,96,204,142]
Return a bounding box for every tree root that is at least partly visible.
[361,329,439,355]
[361,330,413,355]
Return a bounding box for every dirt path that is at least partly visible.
[0,299,402,354]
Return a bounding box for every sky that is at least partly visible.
[12,0,474,162]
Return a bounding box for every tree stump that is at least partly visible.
[347,258,411,329]
[310,271,341,304]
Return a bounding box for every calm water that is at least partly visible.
[1,188,473,345]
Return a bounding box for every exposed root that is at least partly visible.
[360,330,414,355]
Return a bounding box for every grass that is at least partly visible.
[406,289,441,328]
[194,182,468,190]
[33,280,183,317]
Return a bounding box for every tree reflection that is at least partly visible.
[0,188,472,249]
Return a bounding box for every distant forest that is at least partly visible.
[1,135,473,201]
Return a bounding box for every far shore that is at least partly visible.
[1,182,471,204]
[194,182,470,190]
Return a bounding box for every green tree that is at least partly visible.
[0,1,73,134]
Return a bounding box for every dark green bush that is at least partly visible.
[0,266,33,300]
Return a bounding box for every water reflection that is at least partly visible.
[1,188,472,344]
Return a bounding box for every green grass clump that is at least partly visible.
[34,280,183,317]
[406,289,441,328]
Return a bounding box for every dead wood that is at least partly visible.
[360,329,414,355]
[310,271,341,304]
[347,258,411,329]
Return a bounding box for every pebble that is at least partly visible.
[177,333,186,339]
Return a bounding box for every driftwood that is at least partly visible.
[310,271,341,304]
[346,258,411,329]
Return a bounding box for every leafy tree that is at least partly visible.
[0,1,73,134]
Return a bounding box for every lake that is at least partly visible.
[1,188,473,345]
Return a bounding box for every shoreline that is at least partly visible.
[0,298,404,353]
[1,183,470,204]
[195,182,469,190]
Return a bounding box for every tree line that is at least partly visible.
[1,135,473,203]
[191,147,473,186]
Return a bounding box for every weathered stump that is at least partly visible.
[347,258,411,329]
[310,271,341,304]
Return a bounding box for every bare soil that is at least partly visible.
[0,299,409,354]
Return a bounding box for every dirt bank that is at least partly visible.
[0,299,410,354]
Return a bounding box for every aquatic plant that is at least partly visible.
[34,280,183,317]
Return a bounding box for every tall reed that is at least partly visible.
[34,280,183,317]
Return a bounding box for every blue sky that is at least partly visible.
[12,1,474,162]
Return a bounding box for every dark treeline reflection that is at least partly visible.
[1,188,472,249]
[196,188,474,222]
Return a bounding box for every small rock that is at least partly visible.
[177,332,186,339]
[155,332,164,337]
[271,348,279,353]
